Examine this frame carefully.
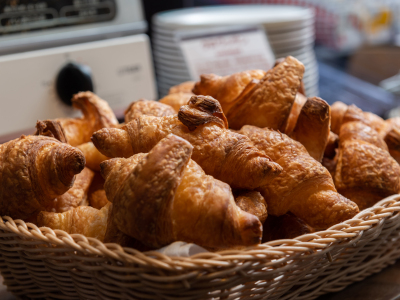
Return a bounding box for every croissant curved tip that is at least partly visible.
[100,158,122,180]
[66,148,86,175]
[304,191,360,229]
[91,128,106,146]
[238,212,263,246]
[57,147,86,187]
[254,158,283,187]
[91,128,113,156]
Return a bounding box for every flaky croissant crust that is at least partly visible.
[226,56,305,131]
[240,125,359,229]
[334,120,400,210]
[92,96,282,190]
[192,70,266,114]
[124,99,176,123]
[57,92,119,146]
[0,135,85,220]
[101,134,262,250]
[159,93,193,113]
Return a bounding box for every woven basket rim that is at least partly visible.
[1,194,400,270]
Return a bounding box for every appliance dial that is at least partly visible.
[56,62,94,106]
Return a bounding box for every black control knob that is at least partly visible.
[56,62,94,106]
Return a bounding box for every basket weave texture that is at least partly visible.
[0,195,400,300]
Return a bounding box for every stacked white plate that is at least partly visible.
[153,5,318,97]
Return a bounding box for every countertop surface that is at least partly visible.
[317,259,400,300]
[1,260,400,300]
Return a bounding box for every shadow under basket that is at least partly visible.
[0,195,400,300]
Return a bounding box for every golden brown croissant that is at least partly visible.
[339,121,388,151]
[55,92,119,146]
[103,203,151,250]
[289,97,331,162]
[342,104,388,136]
[159,92,193,112]
[77,142,109,172]
[226,56,304,131]
[192,70,266,114]
[124,99,176,123]
[87,173,109,209]
[239,125,359,229]
[334,121,400,210]
[338,104,400,158]
[37,202,110,241]
[234,191,268,224]
[262,213,315,242]
[331,101,348,135]
[324,131,339,160]
[89,190,109,209]
[284,92,307,135]
[385,118,400,163]
[101,134,262,250]
[44,167,94,213]
[35,120,67,143]
[0,135,85,220]
[298,80,306,96]
[34,118,118,177]
[322,132,339,178]
[93,95,282,190]
[168,81,195,94]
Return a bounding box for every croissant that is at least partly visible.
[53,92,119,146]
[159,92,193,112]
[331,101,348,135]
[124,99,176,123]
[234,191,268,223]
[192,70,266,113]
[324,131,339,159]
[240,125,359,229]
[289,97,331,162]
[37,202,110,241]
[226,56,304,131]
[44,167,94,213]
[339,121,388,151]
[168,81,195,94]
[77,142,108,172]
[101,134,262,250]
[35,120,67,143]
[385,118,400,163]
[342,104,388,135]
[262,213,315,242]
[0,135,85,220]
[104,203,151,250]
[35,120,106,174]
[334,121,400,210]
[284,92,307,135]
[88,173,109,209]
[322,132,339,177]
[93,95,282,190]
[334,103,400,161]
[333,102,394,138]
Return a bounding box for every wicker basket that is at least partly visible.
[0,195,400,300]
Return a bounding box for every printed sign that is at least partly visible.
[177,26,275,79]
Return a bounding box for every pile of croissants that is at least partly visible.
[1,55,399,251]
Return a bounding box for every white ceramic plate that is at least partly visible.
[153,5,314,31]
[268,31,315,49]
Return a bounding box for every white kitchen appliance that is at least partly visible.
[0,0,157,142]
[0,35,157,142]
[0,0,146,55]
